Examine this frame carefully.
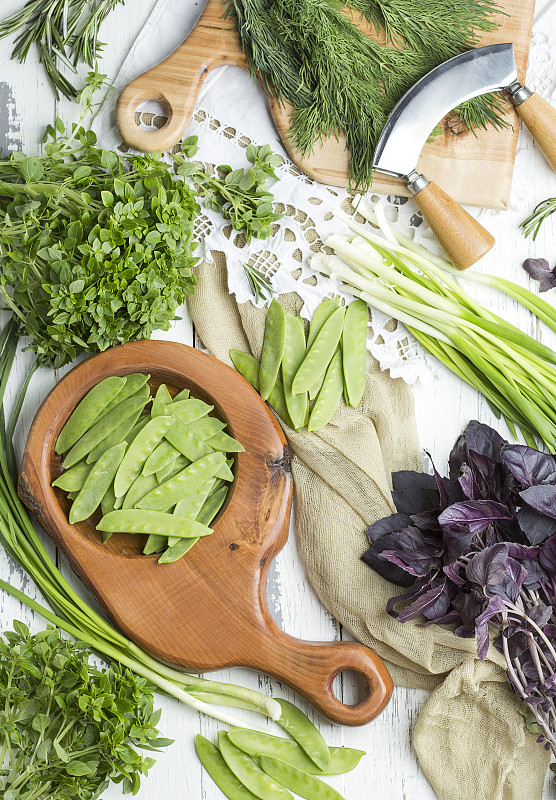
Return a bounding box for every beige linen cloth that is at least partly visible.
[188,256,549,800]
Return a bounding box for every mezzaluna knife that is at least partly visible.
[372,42,556,270]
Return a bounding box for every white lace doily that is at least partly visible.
[92,0,555,385]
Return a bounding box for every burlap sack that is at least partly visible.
[188,255,549,800]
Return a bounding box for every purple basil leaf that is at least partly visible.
[443,526,476,562]
[438,500,512,535]
[425,451,450,510]
[459,463,480,500]
[540,533,556,574]
[466,543,510,588]
[397,580,448,623]
[366,513,413,544]
[363,523,439,587]
[362,544,415,588]
[506,543,541,560]
[520,558,549,591]
[522,258,556,293]
[516,506,556,545]
[520,485,556,520]
[528,603,553,628]
[448,432,468,483]
[452,591,484,633]
[381,548,438,578]
[443,561,466,587]
[391,471,440,514]
[410,510,442,532]
[464,420,506,462]
[475,595,506,660]
[501,444,556,488]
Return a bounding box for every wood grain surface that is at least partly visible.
[116,0,535,208]
[18,340,392,726]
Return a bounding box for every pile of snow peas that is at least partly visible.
[196,699,365,800]
[52,373,243,563]
[230,297,368,431]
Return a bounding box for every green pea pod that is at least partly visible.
[195,735,260,800]
[101,483,117,517]
[171,398,214,425]
[69,442,127,524]
[114,494,124,509]
[196,485,228,527]
[218,732,292,800]
[342,299,368,407]
[308,350,343,432]
[158,537,199,563]
[86,408,143,464]
[259,298,287,400]
[157,454,190,484]
[165,419,213,462]
[143,440,181,476]
[227,730,364,775]
[291,307,345,396]
[97,510,212,538]
[122,473,158,510]
[282,314,308,430]
[166,479,216,547]
[259,755,345,800]
[55,376,127,454]
[103,373,150,414]
[155,459,179,484]
[135,452,227,512]
[215,459,234,482]
[113,414,175,498]
[207,431,244,453]
[276,699,331,770]
[307,301,341,402]
[52,461,92,492]
[143,533,167,555]
[187,416,226,440]
[172,387,190,402]
[230,349,294,427]
[62,391,149,469]
[151,383,173,417]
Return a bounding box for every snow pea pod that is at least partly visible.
[187,416,226,440]
[292,307,345,396]
[157,454,190,484]
[102,373,150,414]
[227,730,364,775]
[97,510,212,538]
[135,452,227,512]
[259,756,345,800]
[307,298,340,400]
[151,383,173,418]
[196,485,228,527]
[276,699,331,770]
[52,461,91,492]
[113,414,174,498]
[143,534,167,555]
[342,299,368,407]
[165,418,213,462]
[172,387,190,402]
[142,440,181,476]
[229,349,294,426]
[62,392,149,469]
[166,478,216,547]
[155,459,178,483]
[158,536,198,562]
[69,442,127,524]
[207,431,244,453]
[171,398,214,425]
[86,408,142,463]
[101,483,117,517]
[218,732,292,800]
[308,350,343,432]
[282,314,308,430]
[195,735,260,800]
[122,473,158,510]
[55,375,127,454]
[259,298,287,400]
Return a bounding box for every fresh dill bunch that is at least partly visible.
[225,0,508,189]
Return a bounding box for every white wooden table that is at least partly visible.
[2,1,556,797]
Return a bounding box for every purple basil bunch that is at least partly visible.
[363,421,556,756]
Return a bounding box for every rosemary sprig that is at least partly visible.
[243,262,275,302]
[0,0,125,99]
[520,197,556,240]
[225,0,509,190]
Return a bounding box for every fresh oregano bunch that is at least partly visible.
[174,137,283,242]
[0,74,199,368]
[0,622,172,799]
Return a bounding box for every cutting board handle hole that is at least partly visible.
[331,669,369,707]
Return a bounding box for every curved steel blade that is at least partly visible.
[372,43,517,178]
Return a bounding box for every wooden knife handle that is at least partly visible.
[514,92,556,173]
[247,617,393,726]
[411,179,495,270]
[116,0,246,152]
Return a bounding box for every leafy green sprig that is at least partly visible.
[0,622,170,799]
[174,138,283,243]
[243,261,276,302]
[520,197,556,240]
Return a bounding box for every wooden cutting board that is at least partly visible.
[18,341,393,726]
[116,0,535,209]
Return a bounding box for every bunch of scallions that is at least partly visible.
[312,196,556,451]
[0,318,282,730]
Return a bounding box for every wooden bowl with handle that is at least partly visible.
[18,340,393,725]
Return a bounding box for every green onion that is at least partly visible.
[313,201,556,450]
